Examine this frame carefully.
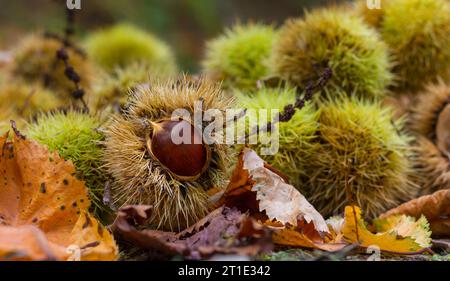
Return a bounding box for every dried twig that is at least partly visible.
[238,68,332,143]
[52,4,89,112]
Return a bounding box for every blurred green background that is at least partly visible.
[0,0,348,72]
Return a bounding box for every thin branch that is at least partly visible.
[238,67,332,143]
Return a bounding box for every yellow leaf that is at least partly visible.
[373,215,432,248]
[67,211,118,261]
[342,206,425,254]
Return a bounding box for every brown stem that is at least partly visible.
[240,67,332,143]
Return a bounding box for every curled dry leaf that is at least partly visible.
[380,189,450,236]
[0,128,118,261]
[216,148,338,251]
[244,149,329,232]
[218,148,328,233]
[111,205,272,260]
[111,205,188,257]
[342,206,428,254]
[214,150,260,217]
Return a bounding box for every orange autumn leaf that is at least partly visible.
[0,128,118,261]
[0,225,65,261]
[342,206,426,254]
[65,211,118,261]
[380,189,450,236]
[271,221,347,252]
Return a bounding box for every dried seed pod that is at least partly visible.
[353,0,385,29]
[413,137,450,195]
[382,93,414,121]
[89,63,172,114]
[436,104,450,157]
[410,82,450,140]
[410,81,450,194]
[103,76,234,231]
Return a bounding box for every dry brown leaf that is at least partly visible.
[0,225,65,261]
[218,148,328,234]
[272,228,347,252]
[214,149,261,217]
[382,94,413,120]
[242,148,329,232]
[67,211,118,261]
[111,205,188,257]
[380,189,450,236]
[432,239,450,252]
[112,205,272,260]
[271,220,347,252]
[216,148,337,251]
[0,128,118,260]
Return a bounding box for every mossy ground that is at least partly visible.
[261,249,449,261]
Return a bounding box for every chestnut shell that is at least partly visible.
[146,119,211,181]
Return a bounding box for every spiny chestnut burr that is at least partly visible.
[410,81,450,195]
[202,23,278,90]
[89,63,173,113]
[10,35,94,99]
[103,76,234,231]
[84,23,177,73]
[373,0,450,92]
[236,86,320,190]
[300,97,419,219]
[27,110,107,215]
[146,119,211,181]
[273,7,392,100]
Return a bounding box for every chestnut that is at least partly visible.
[146,119,211,181]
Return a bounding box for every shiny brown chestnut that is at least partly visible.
[146,119,211,181]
